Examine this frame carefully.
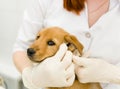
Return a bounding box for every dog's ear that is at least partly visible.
[64,35,83,55]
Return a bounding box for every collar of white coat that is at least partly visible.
[84,0,119,13]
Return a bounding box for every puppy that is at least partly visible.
[27,27,102,89]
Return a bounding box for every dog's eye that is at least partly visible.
[47,40,55,46]
[36,36,40,40]
[66,43,71,47]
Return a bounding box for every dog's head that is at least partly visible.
[27,27,83,62]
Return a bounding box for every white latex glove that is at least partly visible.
[73,56,120,84]
[22,43,75,89]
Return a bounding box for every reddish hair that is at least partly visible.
[63,0,85,14]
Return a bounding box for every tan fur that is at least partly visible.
[28,27,102,89]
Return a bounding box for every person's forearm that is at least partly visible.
[12,51,32,73]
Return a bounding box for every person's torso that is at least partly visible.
[41,0,120,65]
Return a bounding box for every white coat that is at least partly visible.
[13,0,120,88]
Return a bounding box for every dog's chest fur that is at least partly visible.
[46,80,101,89]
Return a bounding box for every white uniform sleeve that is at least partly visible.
[13,0,49,52]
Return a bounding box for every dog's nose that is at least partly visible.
[27,48,35,56]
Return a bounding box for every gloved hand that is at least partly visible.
[73,56,120,84]
[22,43,75,89]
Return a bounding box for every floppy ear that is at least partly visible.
[64,35,84,55]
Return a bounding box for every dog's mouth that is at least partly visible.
[27,55,43,63]
[27,52,55,63]
[27,55,34,60]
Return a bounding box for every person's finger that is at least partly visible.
[73,55,87,66]
[54,43,68,61]
[61,51,73,69]
[65,63,74,78]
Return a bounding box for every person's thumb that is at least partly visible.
[54,43,68,61]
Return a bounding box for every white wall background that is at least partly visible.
[0,1,31,88]
[0,0,30,64]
